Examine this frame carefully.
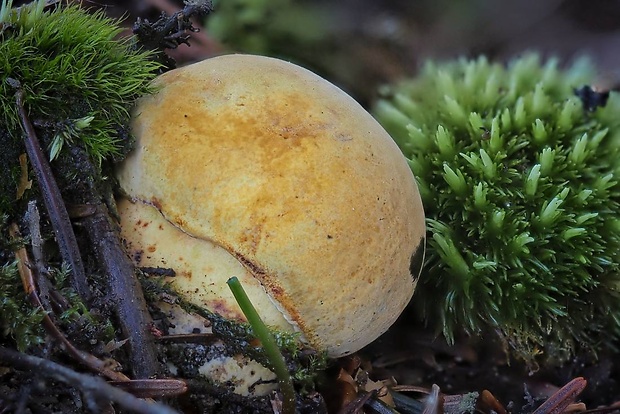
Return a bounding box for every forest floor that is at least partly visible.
[4,0,620,412]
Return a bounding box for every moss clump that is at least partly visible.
[0,0,160,213]
[374,54,620,364]
[0,261,46,351]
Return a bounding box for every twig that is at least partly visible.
[28,201,88,317]
[26,201,53,311]
[132,0,213,68]
[9,223,130,383]
[108,379,188,399]
[11,80,92,303]
[227,277,297,414]
[67,145,159,379]
[0,346,179,414]
[142,0,223,60]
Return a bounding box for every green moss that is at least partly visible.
[0,261,45,351]
[374,54,620,364]
[0,0,160,213]
[49,263,116,346]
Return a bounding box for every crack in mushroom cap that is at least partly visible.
[117,54,426,357]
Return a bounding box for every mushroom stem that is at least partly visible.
[227,276,297,414]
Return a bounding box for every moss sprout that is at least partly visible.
[0,261,46,351]
[374,54,620,364]
[227,276,296,414]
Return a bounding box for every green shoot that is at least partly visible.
[227,277,296,414]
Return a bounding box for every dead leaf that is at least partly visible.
[16,153,32,200]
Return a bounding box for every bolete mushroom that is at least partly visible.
[116,54,425,357]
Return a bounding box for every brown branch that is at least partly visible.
[81,205,160,378]
[0,346,180,414]
[9,223,130,383]
[108,379,188,399]
[11,80,92,303]
[67,145,159,379]
[143,0,223,61]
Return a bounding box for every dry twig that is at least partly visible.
[9,225,188,401]
[0,346,179,414]
[12,81,92,302]
[9,222,130,382]
[132,0,213,68]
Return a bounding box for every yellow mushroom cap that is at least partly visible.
[117,54,425,357]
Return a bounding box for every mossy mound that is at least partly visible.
[374,54,620,364]
[0,0,159,214]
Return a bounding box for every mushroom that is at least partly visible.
[116,54,425,357]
